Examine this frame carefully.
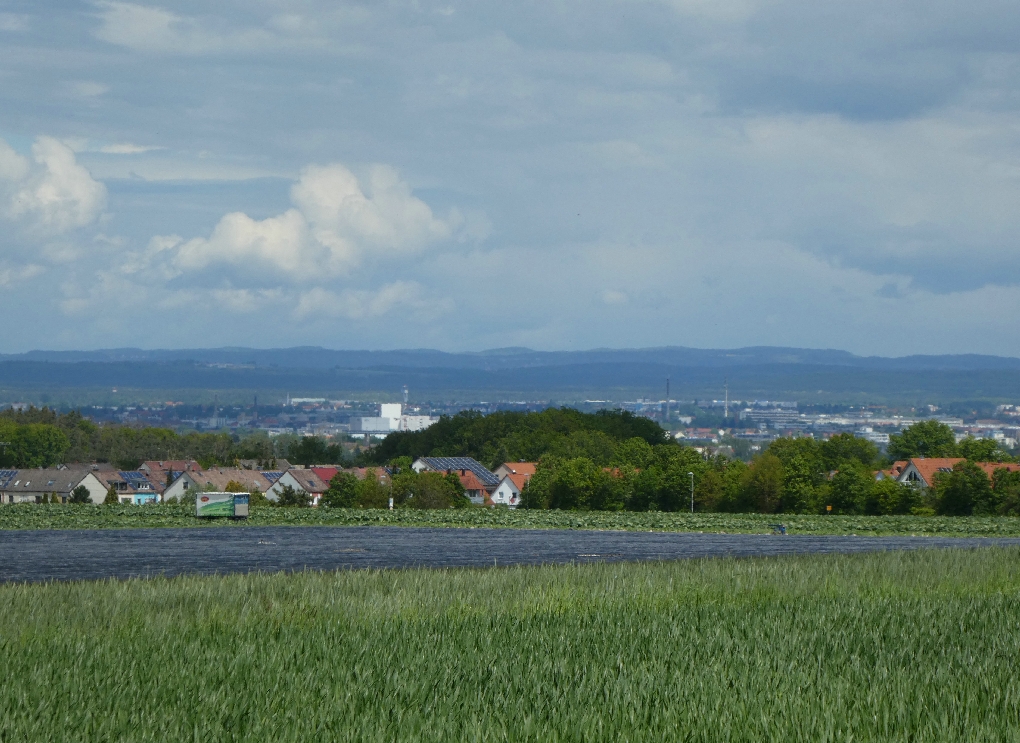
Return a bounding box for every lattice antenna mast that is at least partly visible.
[665,377,670,428]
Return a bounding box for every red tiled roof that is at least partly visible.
[904,458,964,487]
[904,458,1020,487]
[349,467,390,484]
[310,467,341,483]
[457,471,492,493]
[500,462,537,477]
[506,473,528,491]
[978,462,1020,479]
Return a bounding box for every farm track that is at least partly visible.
[5,526,1020,583]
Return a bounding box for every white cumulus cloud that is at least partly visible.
[0,136,107,235]
[94,1,277,54]
[157,162,457,279]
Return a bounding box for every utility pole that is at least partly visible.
[688,471,694,514]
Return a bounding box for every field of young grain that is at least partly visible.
[4,502,1020,537]
[2,548,1019,741]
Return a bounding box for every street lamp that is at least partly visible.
[688,471,694,514]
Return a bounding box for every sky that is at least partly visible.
[1,0,1019,356]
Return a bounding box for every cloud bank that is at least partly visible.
[1,0,1020,355]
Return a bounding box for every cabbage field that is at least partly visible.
[2,548,1019,741]
[4,502,1020,537]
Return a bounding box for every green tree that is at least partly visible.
[780,454,818,514]
[519,460,557,509]
[392,471,465,509]
[819,433,878,471]
[934,461,995,516]
[957,436,1011,463]
[828,461,876,515]
[103,485,119,505]
[611,437,656,470]
[275,484,310,508]
[68,485,92,504]
[872,478,919,515]
[993,468,1020,515]
[547,458,625,511]
[888,421,957,460]
[321,472,360,508]
[355,470,391,509]
[223,480,245,493]
[741,454,785,513]
[10,424,70,468]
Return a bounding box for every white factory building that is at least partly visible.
[350,404,438,435]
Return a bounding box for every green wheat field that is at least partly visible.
[3,548,1020,741]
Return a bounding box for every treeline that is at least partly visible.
[521,423,1019,516]
[0,407,349,470]
[369,408,668,467]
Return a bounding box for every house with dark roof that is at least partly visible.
[0,468,107,504]
[163,468,273,501]
[96,470,161,504]
[411,457,499,487]
[269,469,329,505]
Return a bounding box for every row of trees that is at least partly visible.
[520,425,1018,516]
[0,407,348,470]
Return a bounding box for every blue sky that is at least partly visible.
[1,0,1019,355]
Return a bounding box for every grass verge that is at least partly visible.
[2,548,1020,740]
[3,502,1020,537]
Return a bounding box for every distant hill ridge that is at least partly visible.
[2,345,1020,372]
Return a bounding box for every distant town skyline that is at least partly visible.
[2,1,1019,356]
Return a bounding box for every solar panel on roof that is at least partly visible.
[120,471,149,478]
[420,457,499,486]
[261,471,284,482]
[0,470,17,487]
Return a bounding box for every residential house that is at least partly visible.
[268,469,330,505]
[456,470,495,505]
[163,468,273,501]
[139,460,202,491]
[96,470,161,504]
[493,462,537,481]
[895,458,1020,488]
[309,466,341,485]
[492,473,528,508]
[412,457,499,487]
[0,468,107,504]
[876,461,908,481]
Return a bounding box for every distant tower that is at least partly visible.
[254,394,258,422]
[403,385,409,405]
[665,377,670,426]
[724,379,729,421]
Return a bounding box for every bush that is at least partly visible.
[392,471,466,509]
[321,472,360,508]
[872,478,919,515]
[934,461,995,516]
[275,484,311,508]
[103,486,119,505]
[68,485,92,504]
